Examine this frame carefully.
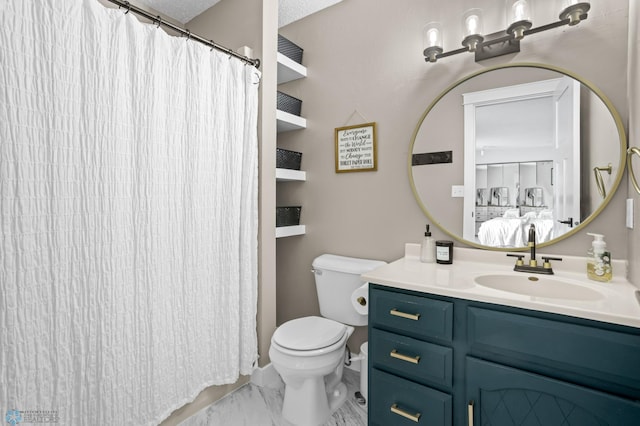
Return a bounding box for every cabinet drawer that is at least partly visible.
[468,307,640,395]
[370,328,453,389]
[369,368,452,426]
[370,288,453,342]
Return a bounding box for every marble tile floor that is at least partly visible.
[179,368,367,426]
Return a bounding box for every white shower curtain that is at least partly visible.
[0,1,259,424]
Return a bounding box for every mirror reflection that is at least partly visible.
[475,161,554,247]
[410,64,625,250]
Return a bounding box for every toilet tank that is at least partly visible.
[312,254,386,326]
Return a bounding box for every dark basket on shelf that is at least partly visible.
[276,148,302,170]
[276,206,302,227]
[277,91,302,116]
[278,34,304,64]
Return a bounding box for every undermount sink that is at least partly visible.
[474,274,605,301]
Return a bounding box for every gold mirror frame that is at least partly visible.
[408,63,627,251]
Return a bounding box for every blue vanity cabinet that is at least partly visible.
[368,284,640,426]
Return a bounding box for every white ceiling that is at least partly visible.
[136,0,344,27]
[475,97,555,151]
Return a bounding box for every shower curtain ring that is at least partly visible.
[210,41,215,51]
[124,1,131,14]
[155,16,162,28]
[186,30,191,41]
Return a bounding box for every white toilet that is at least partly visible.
[269,254,385,426]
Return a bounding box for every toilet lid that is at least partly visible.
[273,316,347,351]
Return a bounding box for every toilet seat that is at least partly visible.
[273,316,347,351]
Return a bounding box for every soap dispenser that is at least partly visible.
[586,233,612,282]
[420,224,436,263]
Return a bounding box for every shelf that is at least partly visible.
[277,109,306,132]
[277,53,307,84]
[276,168,306,182]
[276,225,306,238]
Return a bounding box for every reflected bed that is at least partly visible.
[478,210,554,247]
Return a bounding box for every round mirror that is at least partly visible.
[409,63,626,250]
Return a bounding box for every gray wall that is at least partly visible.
[628,1,640,285]
[276,0,632,352]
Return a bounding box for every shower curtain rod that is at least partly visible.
[106,0,260,68]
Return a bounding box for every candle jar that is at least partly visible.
[436,240,454,264]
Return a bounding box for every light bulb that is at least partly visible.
[512,0,531,22]
[462,9,483,37]
[466,15,480,35]
[427,28,439,46]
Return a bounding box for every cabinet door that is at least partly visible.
[466,357,640,426]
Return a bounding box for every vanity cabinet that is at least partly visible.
[368,284,640,426]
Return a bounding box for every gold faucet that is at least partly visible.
[507,224,562,275]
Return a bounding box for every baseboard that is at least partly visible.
[250,363,281,388]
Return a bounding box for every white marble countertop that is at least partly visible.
[362,244,640,329]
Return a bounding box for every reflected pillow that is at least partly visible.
[538,210,554,219]
[503,208,520,218]
[523,211,538,220]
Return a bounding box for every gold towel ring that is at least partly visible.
[593,164,612,199]
[628,147,640,195]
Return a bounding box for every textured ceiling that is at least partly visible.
[136,0,344,26]
[136,0,222,24]
[278,0,344,27]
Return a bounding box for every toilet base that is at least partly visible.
[281,377,347,426]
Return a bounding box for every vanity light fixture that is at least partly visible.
[422,0,590,64]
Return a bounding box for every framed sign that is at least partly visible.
[334,122,377,173]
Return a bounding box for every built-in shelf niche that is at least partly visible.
[276,168,306,182]
[276,109,306,132]
[276,42,307,237]
[275,225,306,238]
[277,52,306,84]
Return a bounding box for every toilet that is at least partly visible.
[269,254,385,426]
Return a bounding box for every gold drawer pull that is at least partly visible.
[390,308,421,321]
[390,349,421,364]
[391,403,421,423]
